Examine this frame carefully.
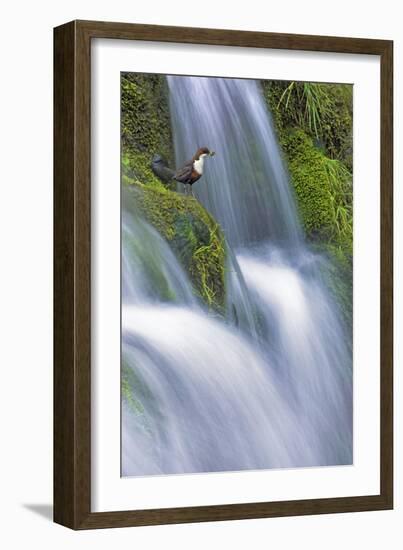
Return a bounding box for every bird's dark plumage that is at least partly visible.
[151,154,175,182]
[173,147,215,187]
[150,147,215,196]
[173,159,200,184]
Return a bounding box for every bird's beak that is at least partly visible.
[210,151,216,157]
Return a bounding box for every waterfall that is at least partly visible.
[122,210,196,306]
[168,76,302,248]
[122,76,352,476]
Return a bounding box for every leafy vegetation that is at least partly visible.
[322,157,353,250]
[262,79,353,253]
[277,82,331,138]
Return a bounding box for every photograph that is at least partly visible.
[121,72,354,477]
[0,0,396,540]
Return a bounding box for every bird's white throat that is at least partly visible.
[193,154,207,175]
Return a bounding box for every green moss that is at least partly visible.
[282,129,331,239]
[262,80,353,255]
[262,80,353,169]
[124,182,226,310]
[271,129,352,253]
[122,149,164,189]
[121,73,174,169]
[190,224,226,310]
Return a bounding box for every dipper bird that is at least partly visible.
[173,147,215,196]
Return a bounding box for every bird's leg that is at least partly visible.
[190,186,195,197]
[183,183,188,195]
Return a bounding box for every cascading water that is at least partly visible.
[122,76,352,476]
[168,76,302,248]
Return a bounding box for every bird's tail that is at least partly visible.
[151,154,175,183]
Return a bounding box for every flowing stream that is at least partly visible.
[122,76,352,476]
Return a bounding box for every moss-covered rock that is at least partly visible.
[122,149,164,189]
[124,180,226,310]
[282,129,334,240]
[121,73,226,310]
[121,73,174,168]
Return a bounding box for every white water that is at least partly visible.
[122,76,352,476]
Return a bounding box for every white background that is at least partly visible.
[0,0,400,548]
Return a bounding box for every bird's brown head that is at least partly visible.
[193,147,215,160]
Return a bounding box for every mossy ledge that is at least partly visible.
[121,72,226,310]
[282,129,352,250]
[124,180,226,311]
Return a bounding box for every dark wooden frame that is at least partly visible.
[54,19,393,530]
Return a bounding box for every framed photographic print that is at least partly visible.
[54,20,393,529]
